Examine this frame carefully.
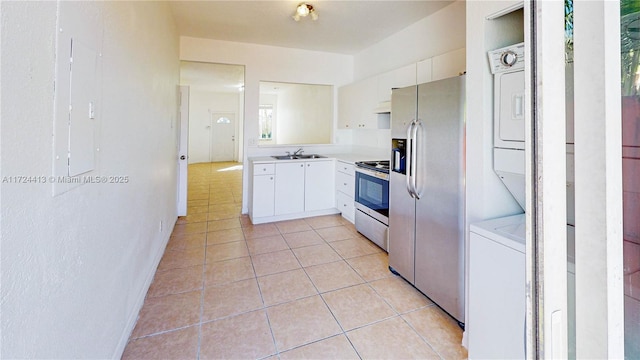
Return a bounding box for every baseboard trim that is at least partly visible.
[111,217,176,359]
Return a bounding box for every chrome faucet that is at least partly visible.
[293,148,304,156]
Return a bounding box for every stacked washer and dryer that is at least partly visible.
[466,43,576,359]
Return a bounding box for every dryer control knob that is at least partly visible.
[500,51,518,67]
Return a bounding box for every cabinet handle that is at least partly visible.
[300,164,303,167]
[270,177,273,180]
[263,168,266,171]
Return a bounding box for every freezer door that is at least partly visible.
[414,76,466,322]
[388,171,416,283]
[391,86,417,139]
[389,85,418,283]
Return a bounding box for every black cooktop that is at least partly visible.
[355,160,390,173]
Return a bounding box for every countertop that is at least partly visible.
[249,153,389,165]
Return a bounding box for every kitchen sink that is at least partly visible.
[272,155,299,160]
[271,154,326,160]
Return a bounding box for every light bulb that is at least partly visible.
[296,4,310,17]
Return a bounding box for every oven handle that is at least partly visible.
[411,119,420,199]
[406,119,416,198]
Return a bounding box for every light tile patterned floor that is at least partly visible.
[122,162,468,359]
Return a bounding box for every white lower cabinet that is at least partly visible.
[335,160,355,223]
[252,175,275,218]
[304,161,335,211]
[250,159,338,224]
[274,162,305,215]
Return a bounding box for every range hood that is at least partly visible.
[374,101,391,114]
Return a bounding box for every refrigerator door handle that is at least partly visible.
[411,119,421,199]
[405,120,416,198]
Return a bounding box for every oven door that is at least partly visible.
[354,169,389,219]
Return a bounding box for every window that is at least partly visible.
[258,105,273,140]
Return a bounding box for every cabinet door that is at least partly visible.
[275,162,305,215]
[377,64,417,103]
[253,175,275,218]
[432,48,466,81]
[305,161,335,211]
[356,76,380,129]
[338,84,356,129]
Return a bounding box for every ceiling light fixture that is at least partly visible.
[292,3,318,21]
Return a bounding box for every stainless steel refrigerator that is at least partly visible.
[389,75,466,325]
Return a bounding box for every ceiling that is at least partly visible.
[169,1,455,55]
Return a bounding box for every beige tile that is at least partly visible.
[243,223,281,239]
[207,218,241,232]
[206,211,238,221]
[176,213,208,225]
[279,334,360,360]
[305,260,364,293]
[130,290,201,338]
[147,265,203,298]
[346,252,393,282]
[205,241,249,263]
[239,214,252,227]
[322,284,396,331]
[172,222,208,235]
[204,257,255,286]
[316,225,356,242]
[330,237,382,259]
[292,243,342,267]
[282,230,325,249]
[305,215,346,229]
[257,269,318,306]
[200,310,276,360]
[267,295,342,351]
[206,227,245,245]
[187,205,209,214]
[246,234,290,255]
[346,316,439,359]
[202,278,263,321]
[187,192,209,201]
[166,232,206,251]
[251,249,302,277]
[370,276,432,314]
[157,248,205,272]
[187,199,209,207]
[275,219,313,234]
[402,306,468,360]
[122,326,198,360]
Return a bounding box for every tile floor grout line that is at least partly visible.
[246,237,281,359]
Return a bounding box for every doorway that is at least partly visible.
[178,61,245,217]
[179,61,245,164]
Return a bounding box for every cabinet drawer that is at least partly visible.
[253,163,275,175]
[336,191,355,223]
[336,171,355,196]
[336,161,354,176]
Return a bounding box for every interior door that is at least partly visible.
[209,112,236,162]
[177,86,189,216]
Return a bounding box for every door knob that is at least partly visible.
[180,155,186,160]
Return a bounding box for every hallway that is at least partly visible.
[122,162,467,359]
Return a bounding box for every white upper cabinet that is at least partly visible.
[377,63,417,103]
[432,48,466,81]
[338,76,378,129]
[416,58,433,84]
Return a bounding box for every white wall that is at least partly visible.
[0,1,179,358]
[188,90,240,163]
[466,0,525,225]
[180,37,353,211]
[277,85,333,145]
[353,0,466,81]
